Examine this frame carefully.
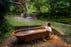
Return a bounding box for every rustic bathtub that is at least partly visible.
[12,25,50,42]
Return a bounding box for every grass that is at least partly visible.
[51,22,71,35]
[50,18,71,25]
[40,17,71,25]
[3,29,14,38]
[5,16,46,26]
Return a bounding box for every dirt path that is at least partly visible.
[1,34,71,47]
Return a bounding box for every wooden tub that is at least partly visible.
[12,25,50,42]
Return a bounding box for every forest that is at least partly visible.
[0,0,71,47]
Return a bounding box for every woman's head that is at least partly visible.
[47,22,51,26]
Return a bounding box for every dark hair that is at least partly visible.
[48,22,51,26]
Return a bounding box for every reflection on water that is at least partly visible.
[16,30,36,36]
[15,28,45,36]
[28,30,35,33]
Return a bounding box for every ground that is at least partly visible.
[1,31,71,47]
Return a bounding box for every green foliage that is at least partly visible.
[28,4,37,13]
[31,0,50,12]
[10,5,15,12]
[6,0,71,18]
[40,6,49,13]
